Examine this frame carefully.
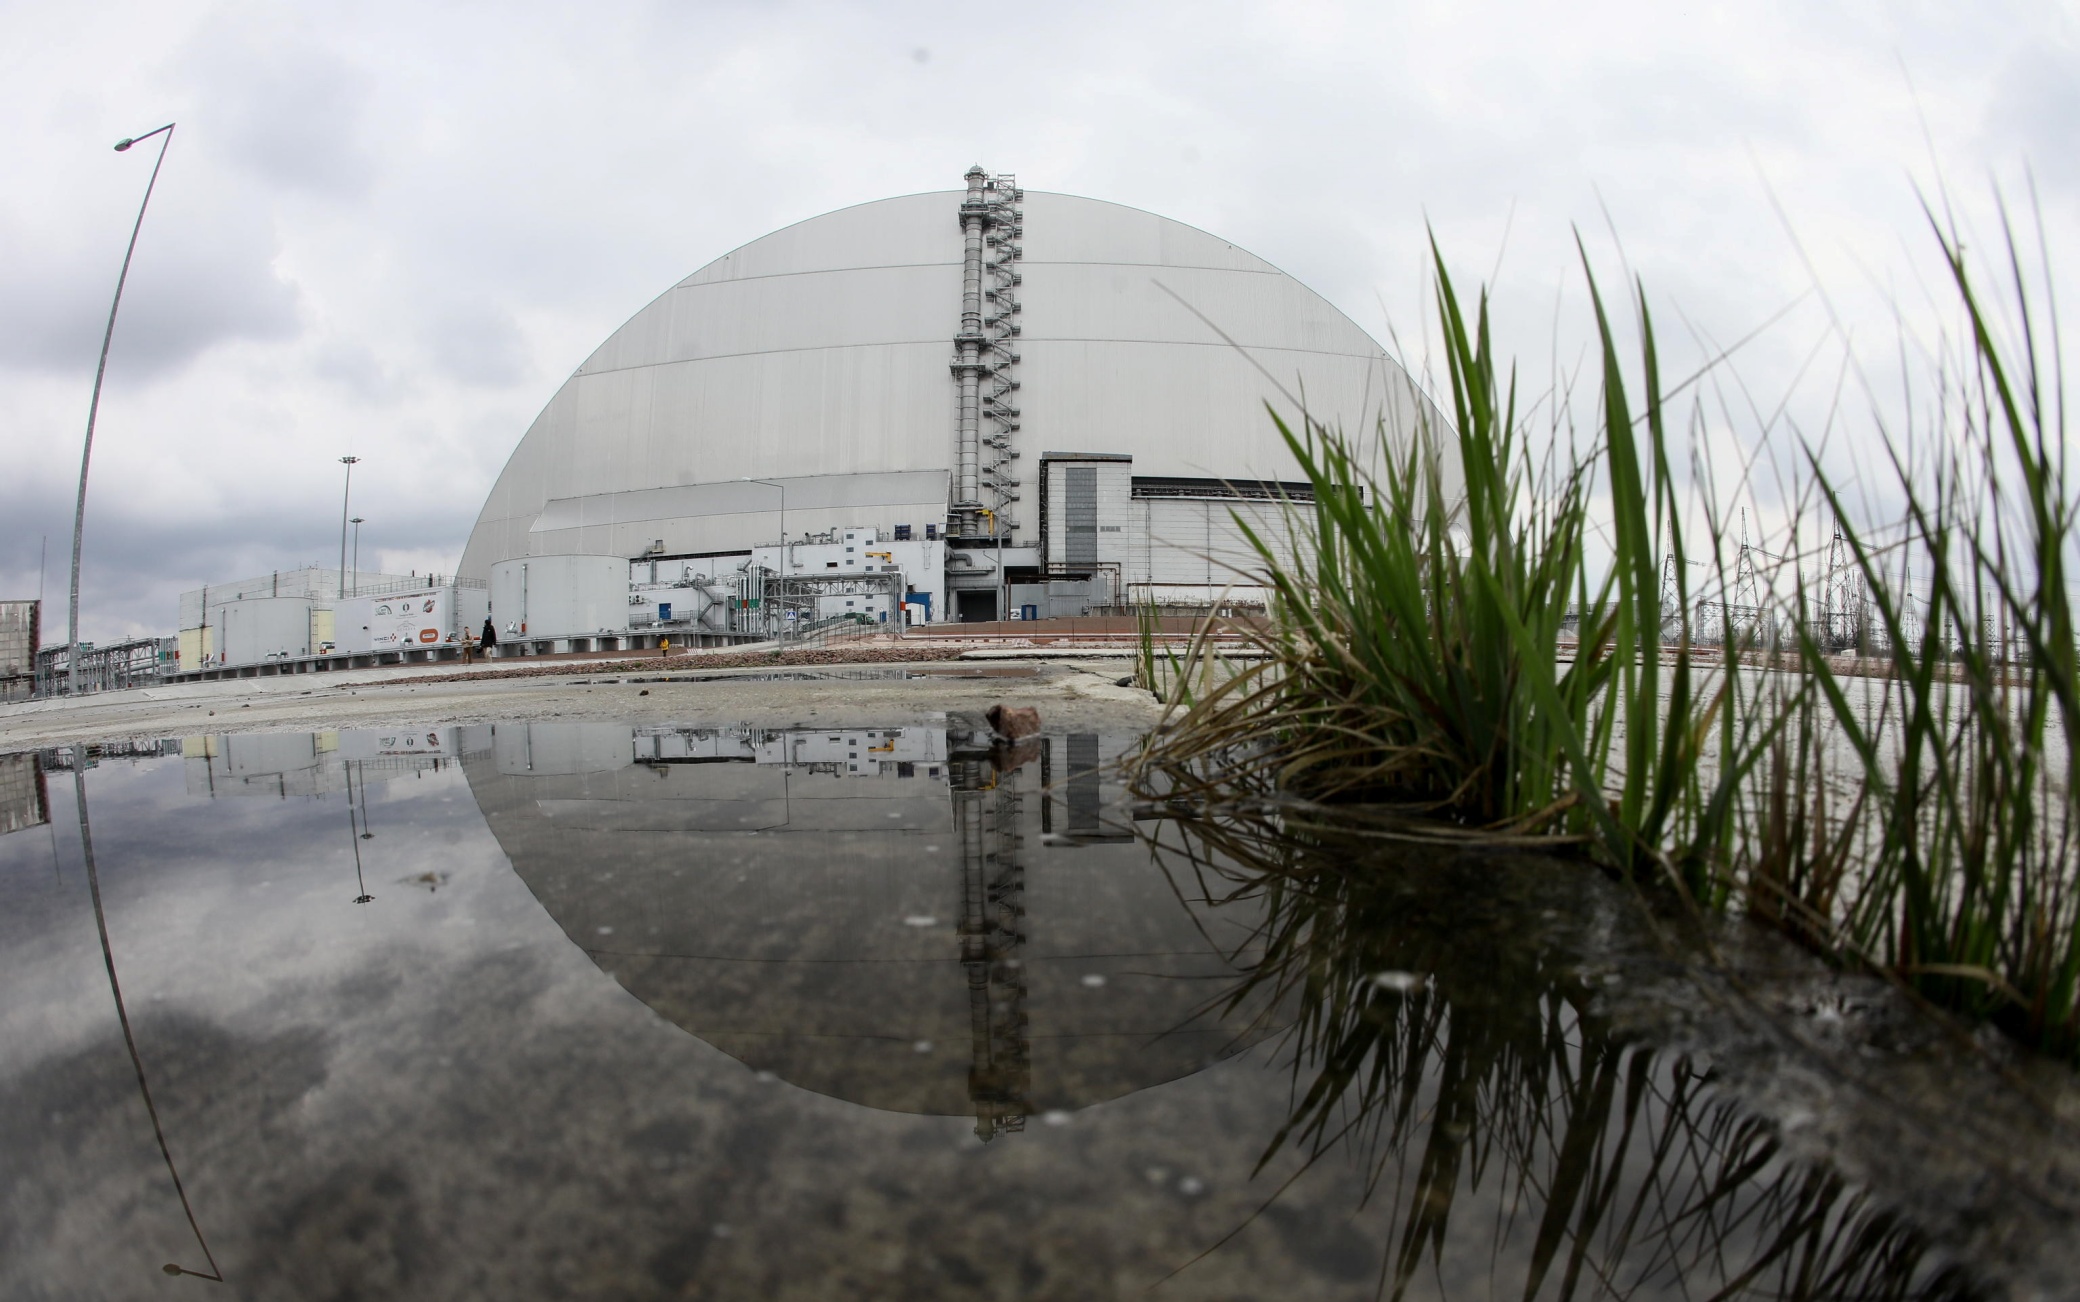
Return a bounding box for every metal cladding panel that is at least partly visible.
[462,187,1450,581]
[1019,341,1424,482]
[218,597,313,666]
[534,471,951,532]
[582,264,963,375]
[464,343,953,578]
[1020,262,1378,354]
[1135,498,1303,587]
[1019,191,1272,272]
[489,556,630,639]
[678,191,963,286]
[529,470,948,558]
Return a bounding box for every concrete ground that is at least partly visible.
[0,650,1165,751]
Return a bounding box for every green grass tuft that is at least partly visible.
[1130,215,2080,1062]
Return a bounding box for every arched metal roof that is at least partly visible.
[461,187,1436,577]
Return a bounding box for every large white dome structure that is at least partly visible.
[462,168,1443,634]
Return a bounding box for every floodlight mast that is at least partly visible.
[337,457,361,601]
[66,122,175,697]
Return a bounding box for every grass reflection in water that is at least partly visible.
[1150,804,1978,1302]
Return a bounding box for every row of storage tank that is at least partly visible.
[175,556,766,671]
[177,570,490,670]
[172,527,933,673]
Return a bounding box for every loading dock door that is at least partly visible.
[957,591,999,623]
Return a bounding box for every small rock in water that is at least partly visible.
[1369,970,1427,993]
[903,915,937,928]
[597,926,614,936]
[1081,973,1107,988]
[1041,1110,1072,1127]
[986,703,1042,740]
[1144,1166,1171,1185]
[1177,1176,1206,1197]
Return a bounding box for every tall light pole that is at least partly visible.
[66,122,176,698]
[336,456,361,600]
[349,517,364,597]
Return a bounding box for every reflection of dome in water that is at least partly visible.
[461,721,1266,1136]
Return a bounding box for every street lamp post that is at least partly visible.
[66,122,175,697]
[349,517,364,597]
[740,477,786,639]
[336,457,360,601]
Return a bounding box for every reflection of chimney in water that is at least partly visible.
[953,758,1030,1140]
[1066,734,1102,839]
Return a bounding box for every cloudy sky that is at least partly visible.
[1,1,2072,643]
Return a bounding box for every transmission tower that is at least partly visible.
[1818,528,1868,654]
[1658,550,1705,644]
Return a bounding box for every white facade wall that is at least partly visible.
[217,597,315,666]
[1131,496,1302,590]
[336,585,491,655]
[1040,455,1134,577]
[489,556,630,640]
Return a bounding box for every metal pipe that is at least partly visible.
[953,165,987,534]
[740,477,787,638]
[68,123,175,698]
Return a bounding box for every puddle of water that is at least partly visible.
[555,664,1041,686]
[0,724,2062,1298]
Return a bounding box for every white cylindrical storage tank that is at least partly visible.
[490,556,629,640]
[218,597,314,666]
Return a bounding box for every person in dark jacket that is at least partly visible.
[481,617,498,651]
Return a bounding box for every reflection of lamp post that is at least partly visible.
[346,759,373,902]
[349,517,364,597]
[740,478,786,638]
[66,123,176,698]
[336,456,360,601]
[71,746,224,1281]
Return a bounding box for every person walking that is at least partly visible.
[481,617,498,654]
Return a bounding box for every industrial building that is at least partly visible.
[0,600,36,701]
[172,566,486,677]
[461,166,1449,651]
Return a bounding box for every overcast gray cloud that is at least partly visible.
[180,7,380,199]
[0,186,301,377]
[0,0,2073,644]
